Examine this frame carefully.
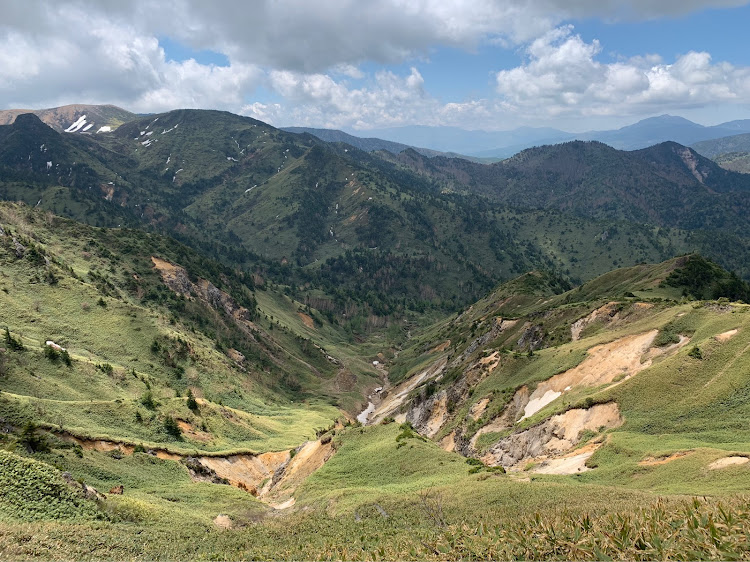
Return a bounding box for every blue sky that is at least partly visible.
[2,1,750,132]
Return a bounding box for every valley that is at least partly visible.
[3,106,750,559]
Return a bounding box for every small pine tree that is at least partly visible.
[4,327,24,351]
[140,390,157,410]
[163,416,181,439]
[18,422,49,453]
[186,389,199,412]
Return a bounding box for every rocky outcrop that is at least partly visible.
[61,471,106,501]
[151,256,253,322]
[483,402,622,468]
[570,302,622,341]
[517,323,545,351]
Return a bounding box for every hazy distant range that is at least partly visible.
[286,115,750,160]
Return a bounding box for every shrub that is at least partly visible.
[140,391,157,410]
[18,422,50,453]
[186,390,199,412]
[163,416,181,439]
[44,345,60,362]
[4,327,24,351]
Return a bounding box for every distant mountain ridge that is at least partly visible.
[281,126,487,162]
[0,104,136,133]
[692,132,750,158]
[357,115,750,157]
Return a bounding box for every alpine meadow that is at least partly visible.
[4,2,750,560]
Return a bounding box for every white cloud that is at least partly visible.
[0,2,261,110]
[0,0,749,128]
[495,26,750,118]
[249,67,437,129]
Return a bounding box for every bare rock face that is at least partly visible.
[517,323,545,351]
[12,237,25,258]
[109,484,124,495]
[483,402,622,468]
[60,472,106,501]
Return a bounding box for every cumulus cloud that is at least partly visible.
[0,2,261,110]
[495,26,750,118]
[1,0,749,128]
[245,67,436,129]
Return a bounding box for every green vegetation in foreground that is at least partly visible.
[0,450,101,522]
[2,424,750,560]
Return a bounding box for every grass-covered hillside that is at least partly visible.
[370,255,750,500]
[4,108,750,327]
[3,213,750,560]
[0,201,387,455]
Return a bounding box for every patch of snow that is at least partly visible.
[96,126,112,133]
[82,123,94,132]
[145,131,153,136]
[140,131,146,136]
[64,115,87,133]
[46,161,52,170]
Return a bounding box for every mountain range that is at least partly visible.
[5,103,750,559]
[311,114,750,158]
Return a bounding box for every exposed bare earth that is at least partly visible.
[708,456,750,470]
[570,302,621,341]
[639,451,692,466]
[716,329,739,342]
[483,402,623,469]
[531,442,601,475]
[60,433,332,505]
[297,312,315,329]
[367,357,447,424]
[521,330,690,420]
[213,514,233,529]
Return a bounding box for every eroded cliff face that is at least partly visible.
[383,298,691,473]
[482,402,622,468]
[151,256,253,322]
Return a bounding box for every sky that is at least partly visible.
[1,0,750,133]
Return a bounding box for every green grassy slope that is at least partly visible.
[0,202,372,453]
